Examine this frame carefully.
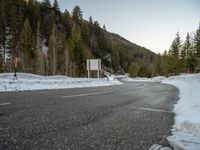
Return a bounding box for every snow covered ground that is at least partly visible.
[163,74,200,150]
[123,74,200,150]
[123,76,166,82]
[0,73,121,92]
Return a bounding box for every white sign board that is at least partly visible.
[87,59,101,71]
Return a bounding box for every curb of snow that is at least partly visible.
[162,73,200,150]
[0,73,122,92]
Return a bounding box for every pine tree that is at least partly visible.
[0,0,8,63]
[194,23,200,72]
[9,2,23,68]
[0,53,3,72]
[48,23,58,75]
[42,0,51,8]
[128,63,139,77]
[56,30,66,75]
[112,44,120,72]
[40,0,51,20]
[62,10,72,38]
[187,47,196,73]
[36,22,45,75]
[53,0,60,11]
[40,0,52,37]
[89,16,93,24]
[162,50,169,75]
[19,18,35,71]
[94,21,100,35]
[26,0,38,35]
[181,33,192,72]
[88,16,94,34]
[64,39,70,76]
[138,64,151,77]
[155,53,162,75]
[169,32,181,57]
[43,13,54,45]
[72,5,82,28]
[52,0,61,24]
[81,22,90,46]
[103,25,106,31]
[167,32,182,74]
[69,31,86,76]
[0,5,4,60]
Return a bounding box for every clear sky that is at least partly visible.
[43,0,200,53]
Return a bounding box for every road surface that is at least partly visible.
[0,82,179,150]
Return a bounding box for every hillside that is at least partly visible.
[0,0,157,77]
[107,32,156,74]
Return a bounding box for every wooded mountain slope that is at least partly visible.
[0,0,157,77]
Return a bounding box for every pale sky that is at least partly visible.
[41,0,200,53]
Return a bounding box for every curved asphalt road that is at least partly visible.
[0,82,179,150]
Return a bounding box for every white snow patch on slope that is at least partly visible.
[163,74,200,150]
[0,73,121,92]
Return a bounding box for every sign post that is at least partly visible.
[87,59,101,78]
[14,47,19,78]
[88,59,90,78]
[14,57,18,77]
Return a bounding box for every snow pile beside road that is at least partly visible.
[163,74,200,150]
[149,144,172,150]
[125,77,150,82]
[124,76,166,82]
[0,73,122,92]
[150,76,166,82]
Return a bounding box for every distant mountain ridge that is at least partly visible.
[108,32,155,53]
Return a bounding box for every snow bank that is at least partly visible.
[123,76,166,82]
[0,73,122,92]
[163,74,200,150]
[151,76,166,82]
[124,77,150,82]
[149,144,172,150]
